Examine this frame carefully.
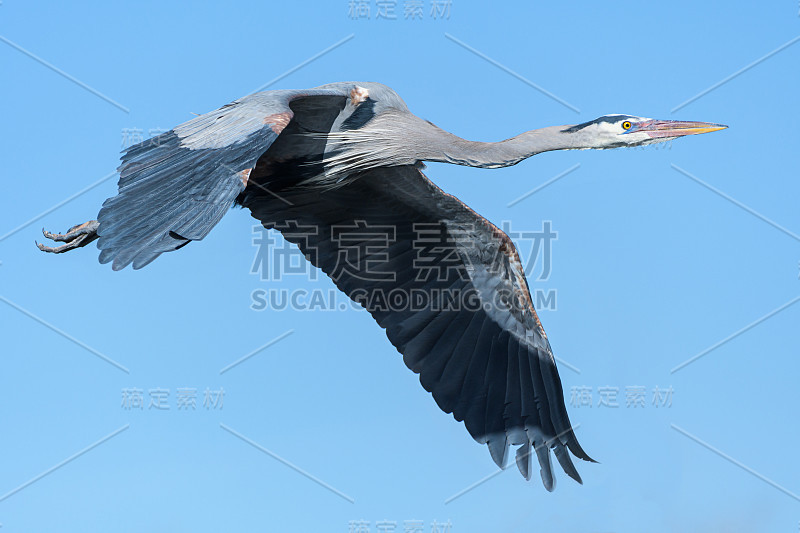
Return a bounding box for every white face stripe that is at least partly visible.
[565,115,674,149]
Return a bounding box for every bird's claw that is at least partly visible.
[37,220,99,254]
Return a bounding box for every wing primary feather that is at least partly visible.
[428,310,484,414]
[419,302,473,394]
[503,338,525,445]
[483,332,510,443]
[515,440,532,480]
[533,435,555,492]
[554,444,583,484]
[535,347,596,463]
[487,434,509,469]
[457,318,496,442]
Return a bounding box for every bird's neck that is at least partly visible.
[320,112,588,179]
[414,120,583,168]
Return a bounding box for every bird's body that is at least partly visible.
[39,81,726,490]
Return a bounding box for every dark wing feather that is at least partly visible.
[96,88,349,270]
[240,163,594,489]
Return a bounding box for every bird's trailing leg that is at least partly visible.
[37,220,99,254]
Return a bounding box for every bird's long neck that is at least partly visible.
[318,111,586,181]
[414,119,582,168]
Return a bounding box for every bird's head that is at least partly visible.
[562,114,727,149]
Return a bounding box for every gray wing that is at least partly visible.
[96,87,350,270]
[240,163,594,490]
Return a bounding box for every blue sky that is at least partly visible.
[1,1,799,531]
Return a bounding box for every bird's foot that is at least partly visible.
[37,220,99,254]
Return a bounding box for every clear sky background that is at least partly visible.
[1,1,799,532]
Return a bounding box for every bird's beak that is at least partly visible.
[632,120,727,139]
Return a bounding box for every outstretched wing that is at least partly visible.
[240,163,594,490]
[96,87,353,270]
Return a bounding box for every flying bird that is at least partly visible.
[38,82,726,490]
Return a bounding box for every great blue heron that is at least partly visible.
[38,81,726,490]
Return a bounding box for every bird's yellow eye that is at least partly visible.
[622,121,632,130]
